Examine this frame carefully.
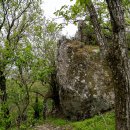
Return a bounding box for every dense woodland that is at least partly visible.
[0,0,130,130]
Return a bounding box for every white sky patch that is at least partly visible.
[41,0,77,37]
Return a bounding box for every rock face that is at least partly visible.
[56,40,114,120]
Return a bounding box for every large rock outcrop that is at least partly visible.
[56,39,114,120]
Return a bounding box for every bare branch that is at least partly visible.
[6,1,32,42]
[0,0,8,30]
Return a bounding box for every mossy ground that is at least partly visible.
[41,111,115,130]
[72,112,115,130]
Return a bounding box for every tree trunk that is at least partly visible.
[42,71,61,119]
[106,0,130,130]
[0,70,7,102]
[0,70,9,115]
[34,93,40,119]
[86,0,108,60]
[50,71,61,112]
[86,0,130,129]
[0,70,10,128]
[43,98,47,120]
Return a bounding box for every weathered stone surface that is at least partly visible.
[56,40,114,120]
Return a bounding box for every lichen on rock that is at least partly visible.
[56,40,114,120]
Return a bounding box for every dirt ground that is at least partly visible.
[34,124,72,130]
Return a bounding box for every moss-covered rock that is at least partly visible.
[56,40,114,120]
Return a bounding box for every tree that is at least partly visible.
[32,19,62,119]
[86,0,130,129]
[87,0,130,129]
[0,0,62,128]
[0,0,42,127]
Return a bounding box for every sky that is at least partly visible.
[41,0,77,37]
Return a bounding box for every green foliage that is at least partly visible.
[47,22,58,33]
[15,44,34,67]
[0,104,11,129]
[76,0,91,9]
[0,0,61,129]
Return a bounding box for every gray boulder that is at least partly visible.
[56,40,114,120]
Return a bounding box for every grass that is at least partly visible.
[45,117,70,126]
[44,112,115,130]
[72,112,115,130]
